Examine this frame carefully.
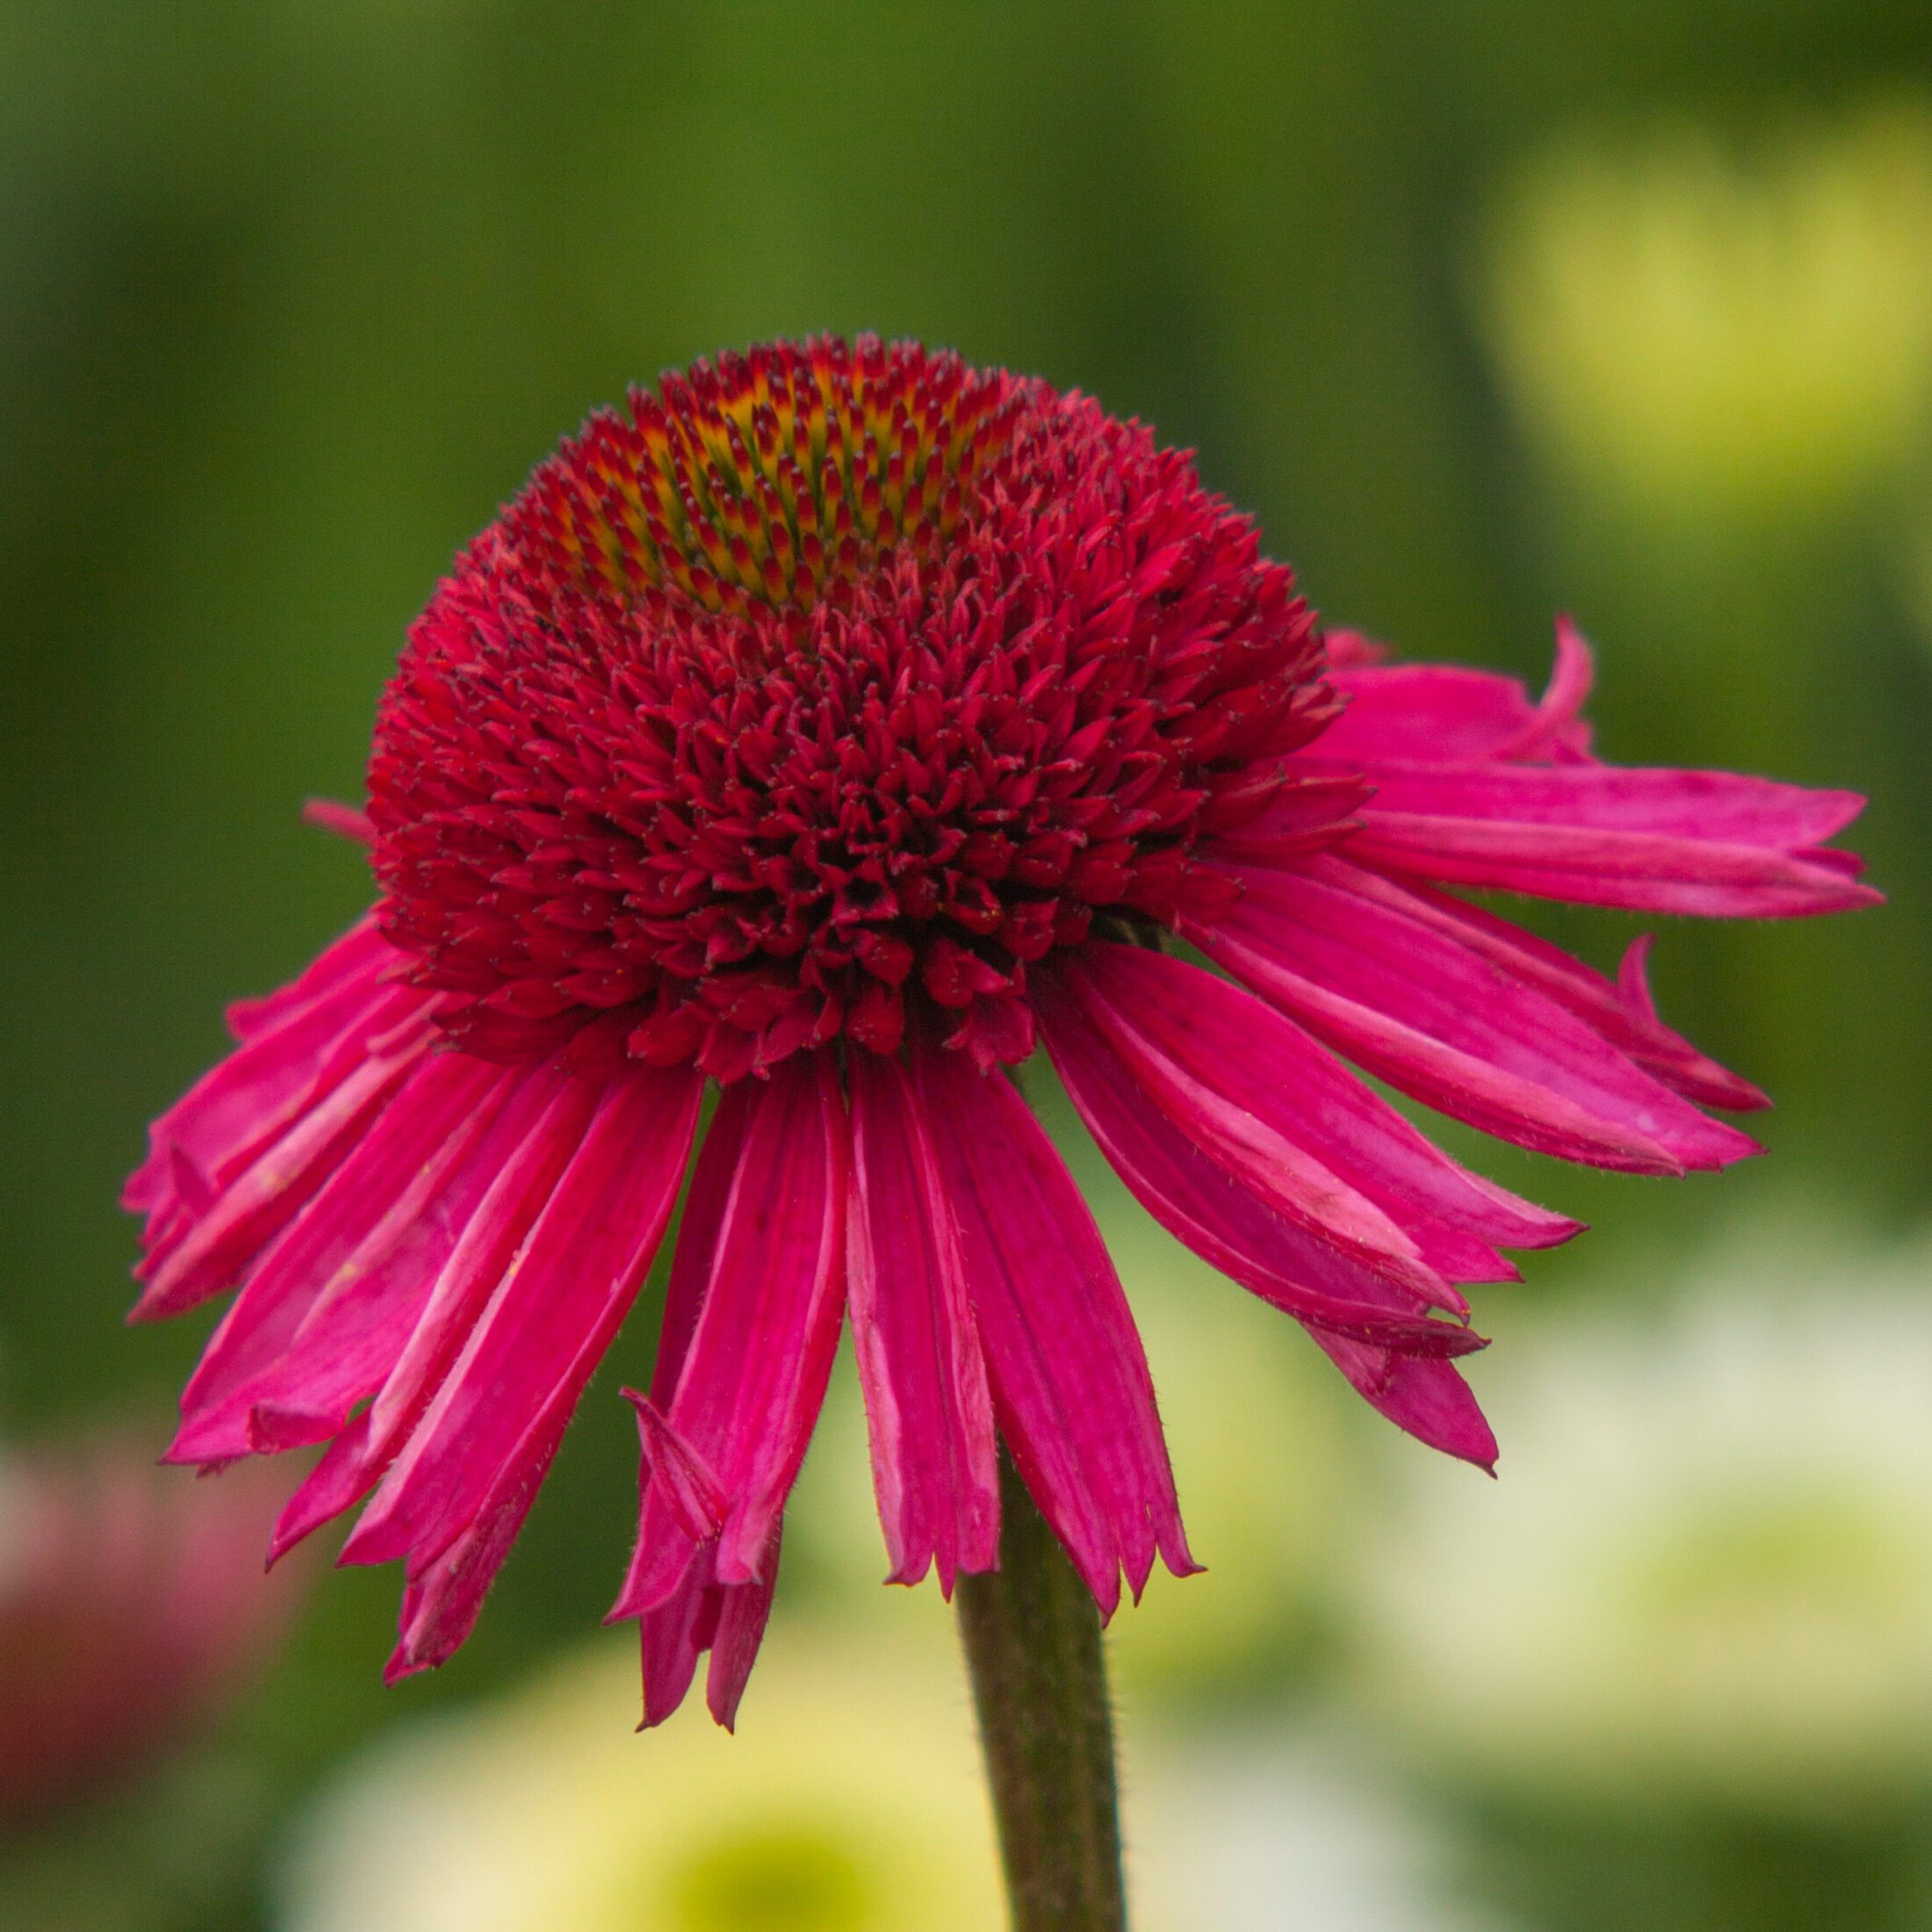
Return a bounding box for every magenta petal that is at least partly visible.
[1346,816,1878,916]
[847,1050,999,1593]
[126,915,388,1213]
[1060,944,1575,1288]
[1316,626,1592,767]
[126,923,402,1222]
[1188,857,1760,1173]
[164,1052,515,1463]
[332,1068,606,1546]
[301,797,375,844]
[232,1059,575,1487]
[383,1389,574,1680]
[705,1530,781,1731]
[636,1051,847,1593]
[345,1062,703,1577]
[610,1085,759,1622]
[1313,1332,1498,1469]
[220,915,391,1046]
[1327,761,1878,917]
[1339,866,1769,1113]
[1346,761,1866,847]
[912,1031,1195,1615]
[131,1011,436,1322]
[1489,616,1596,761]
[268,1409,376,1565]
[1035,977,1484,1352]
[624,1393,727,1544]
[636,1548,716,1728]
[629,1531,781,1733]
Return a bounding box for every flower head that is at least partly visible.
[126,336,1876,1727]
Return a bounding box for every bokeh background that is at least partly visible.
[5,4,1932,1927]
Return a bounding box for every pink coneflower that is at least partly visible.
[126,336,1875,1729]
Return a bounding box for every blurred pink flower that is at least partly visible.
[125,337,1875,1727]
[0,1440,298,1823]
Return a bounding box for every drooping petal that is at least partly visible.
[616,1050,847,1604]
[381,1386,573,1681]
[327,1068,607,1530]
[268,1409,374,1565]
[911,1030,1195,1616]
[629,1526,782,1732]
[1333,864,1768,1112]
[1034,976,1486,1352]
[607,1090,784,1729]
[846,1050,999,1592]
[342,1062,703,1591]
[1350,760,1866,846]
[703,1532,781,1729]
[126,919,398,1219]
[1057,944,1576,1292]
[1187,855,1761,1173]
[164,1050,516,1462]
[1312,1331,1498,1469]
[1329,761,1876,917]
[235,1062,583,1517]
[609,1087,757,1623]
[130,1002,438,1321]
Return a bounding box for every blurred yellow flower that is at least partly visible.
[280,1623,1001,1932]
[1351,1223,1932,1816]
[1483,102,1932,520]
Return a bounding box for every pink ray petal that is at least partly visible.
[635,1546,717,1728]
[1188,857,1760,1173]
[1344,760,1867,847]
[325,1068,604,1543]
[1488,616,1597,762]
[343,1062,703,1577]
[705,1529,781,1731]
[847,1049,999,1593]
[619,1051,846,1603]
[1334,864,1767,1111]
[164,1052,516,1463]
[1035,976,1486,1355]
[1322,760,1877,917]
[1313,1331,1498,1470]
[131,1011,436,1321]
[126,921,399,1217]
[912,1031,1196,1617]
[1061,944,1576,1287]
[233,1060,577,1508]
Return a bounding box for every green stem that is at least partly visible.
[955,1453,1128,1931]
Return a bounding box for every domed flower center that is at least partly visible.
[367,336,1332,1081]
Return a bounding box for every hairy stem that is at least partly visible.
[955,1453,1127,1931]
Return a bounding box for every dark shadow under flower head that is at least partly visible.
[126,336,1878,1729]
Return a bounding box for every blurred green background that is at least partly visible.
[4,4,1931,1928]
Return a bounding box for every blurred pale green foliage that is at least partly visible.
[4,4,1931,1928]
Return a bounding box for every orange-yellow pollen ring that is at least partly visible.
[512,336,1017,621]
